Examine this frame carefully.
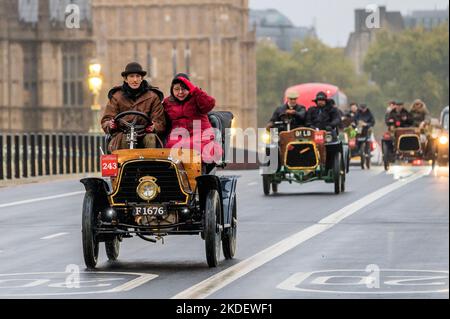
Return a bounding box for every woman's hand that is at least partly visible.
[178,77,197,92]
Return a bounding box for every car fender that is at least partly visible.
[80,178,111,198]
[219,176,238,227]
[196,175,224,224]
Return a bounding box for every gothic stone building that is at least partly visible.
[0,0,257,133]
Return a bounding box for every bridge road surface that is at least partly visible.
[0,166,448,299]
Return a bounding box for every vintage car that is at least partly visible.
[436,106,449,166]
[381,125,438,171]
[261,118,348,195]
[80,111,237,269]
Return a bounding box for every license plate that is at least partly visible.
[133,205,167,217]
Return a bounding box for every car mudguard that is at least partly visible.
[325,141,343,170]
[80,178,111,198]
[196,175,238,227]
[196,175,224,218]
[219,176,238,227]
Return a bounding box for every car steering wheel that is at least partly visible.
[114,111,152,134]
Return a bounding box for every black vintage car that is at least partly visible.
[80,111,237,268]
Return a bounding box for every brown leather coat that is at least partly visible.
[101,84,166,151]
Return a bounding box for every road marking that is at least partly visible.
[0,191,84,209]
[0,271,158,297]
[40,233,69,240]
[109,273,158,292]
[277,269,449,294]
[247,182,258,186]
[172,168,430,299]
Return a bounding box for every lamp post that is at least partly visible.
[88,61,103,133]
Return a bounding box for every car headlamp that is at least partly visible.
[325,134,333,143]
[136,177,160,201]
[439,135,449,145]
[262,131,271,144]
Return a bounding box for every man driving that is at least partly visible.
[101,62,166,152]
[354,103,376,136]
[266,91,307,131]
[306,91,342,131]
[385,101,413,128]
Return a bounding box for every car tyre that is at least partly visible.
[222,196,237,260]
[340,154,346,193]
[333,153,341,195]
[105,237,120,261]
[204,190,222,268]
[82,191,99,270]
[272,182,278,194]
[262,175,271,196]
[382,142,391,171]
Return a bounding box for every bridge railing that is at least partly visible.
[0,133,106,181]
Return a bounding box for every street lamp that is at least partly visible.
[88,61,103,133]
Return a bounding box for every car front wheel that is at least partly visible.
[204,190,222,268]
[82,191,100,270]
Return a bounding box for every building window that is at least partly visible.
[49,0,92,24]
[23,43,38,107]
[62,45,84,107]
[18,0,39,24]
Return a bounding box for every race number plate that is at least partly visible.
[133,205,168,217]
[295,129,313,139]
[101,154,118,177]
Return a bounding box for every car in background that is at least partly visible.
[437,106,449,166]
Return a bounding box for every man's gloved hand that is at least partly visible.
[108,119,117,132]
[286,109,297,116]
[178,77,197,92]
[145,125,155,133]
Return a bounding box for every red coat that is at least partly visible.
[163,88,222,162]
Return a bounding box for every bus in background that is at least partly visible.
[284,83,348,110]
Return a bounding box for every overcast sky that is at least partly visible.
[249,0,449,47]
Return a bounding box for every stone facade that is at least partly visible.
[0,0,257,133]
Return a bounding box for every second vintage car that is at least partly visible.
[261,118,348,195]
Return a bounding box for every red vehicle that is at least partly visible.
[284,83,348,110]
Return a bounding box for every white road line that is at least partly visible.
[109,273,159,292]
[172,168,430,299]
[0,191,84,209]
[40,232,69,240]
[247,182,258,186]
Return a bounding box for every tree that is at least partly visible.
[256,38,382,127]
[364,23,449,117]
